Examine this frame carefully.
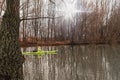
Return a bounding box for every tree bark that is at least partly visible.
[0,0,24,80]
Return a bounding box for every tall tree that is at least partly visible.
[0,0,24,79]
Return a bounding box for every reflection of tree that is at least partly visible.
[106,45,120,80]
[23,45,120,80]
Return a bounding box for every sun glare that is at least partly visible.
[63,3,76,19]
[56,0,92,20]
[58,1,79,20]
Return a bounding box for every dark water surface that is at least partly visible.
[22,45,120,80]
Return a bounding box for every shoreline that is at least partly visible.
[20,40,120,47]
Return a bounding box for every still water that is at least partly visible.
[22,45,120,80]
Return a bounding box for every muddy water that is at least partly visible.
[22,45,120,80]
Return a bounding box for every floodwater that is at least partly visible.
[22,45,120,80]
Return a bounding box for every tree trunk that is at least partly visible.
[0,0,24,80]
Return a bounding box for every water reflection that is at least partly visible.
[22,45,120,80]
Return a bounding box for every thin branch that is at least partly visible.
[20,16,63,21]
[49,0,55,4]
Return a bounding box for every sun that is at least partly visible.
[56,0,92,20]
[58,1,78,20]
[63,3,77,19]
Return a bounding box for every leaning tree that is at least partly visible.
[0,0,24,79]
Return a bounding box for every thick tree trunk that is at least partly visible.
[0,0,24,80]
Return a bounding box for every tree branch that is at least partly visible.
[49,0,55,4]
[20,16,63,21]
